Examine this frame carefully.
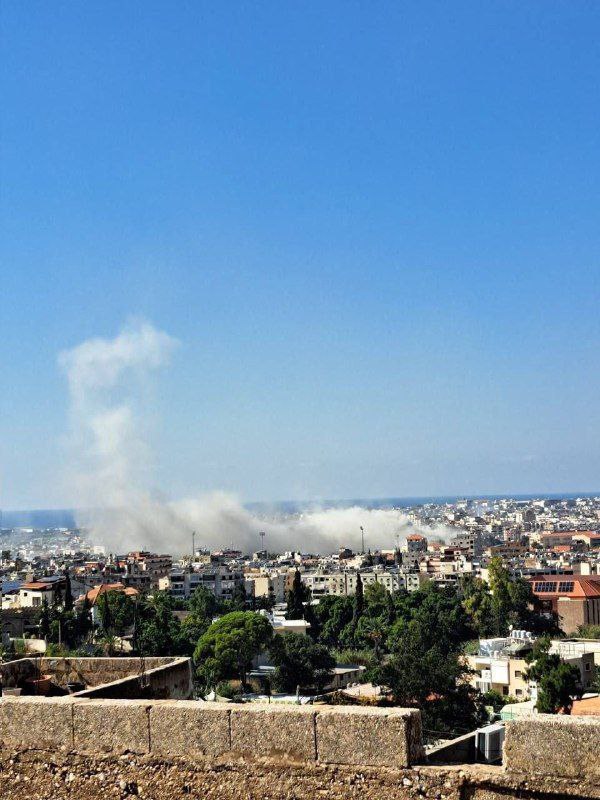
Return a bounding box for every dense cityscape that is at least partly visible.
[3,3,600,797]
[3,493,600,749]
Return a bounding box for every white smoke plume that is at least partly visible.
[60,321,454,555]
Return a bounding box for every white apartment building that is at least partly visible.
[301,570,406,598]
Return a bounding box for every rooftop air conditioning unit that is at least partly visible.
[476,723,505,764]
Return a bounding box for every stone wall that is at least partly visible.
[1,697,600,798]
[0,657,36,688]
[73,658,193,700]
[0,697,422,767]
[0,656,193,699]
[39,657,186,688]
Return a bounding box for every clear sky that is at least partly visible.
[1,2,599,509]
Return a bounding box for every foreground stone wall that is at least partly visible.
[504,715,600,780]
[1,697,600,798]
[0,697,422,767]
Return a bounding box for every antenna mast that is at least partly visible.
[360,526,365,554]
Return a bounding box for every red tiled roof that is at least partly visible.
[20,582,54,590]
[529,575,600,598]
[85,583,139,605]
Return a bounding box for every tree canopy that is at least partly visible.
[269,632,335,693]
[194,611,273,691]
[525,636,582,714]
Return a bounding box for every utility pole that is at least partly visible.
[192,530,196,560]
[360,526,365,554]
[259,531,265,553]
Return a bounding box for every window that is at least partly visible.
[585,662,591,671]
[515,670,522,678]
[515,689,523,696]
[502,686,509,695]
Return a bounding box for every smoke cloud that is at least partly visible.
[60,321,453,555]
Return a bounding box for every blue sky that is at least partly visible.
[1,1,599,509]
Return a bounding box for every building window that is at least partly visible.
[515,670,522,678]
[502,686,509,696]
[515,689,523,696]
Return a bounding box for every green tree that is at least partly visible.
[363,582,388,618]
[135,592,182,656]
[316,595,354,647]
[97,590,135,635]
[39,598,51,639]
[269,632,335,693]
[525,637,582,714]
[75,597,93,642]
[286,570,309,620]
[194,611,273,691]
[376,621,485,736]
[188,585,219,620]
[353,573,364,622]
[63,570,74,612]
[488,557,513,636]
[230,581,248,611]
[461,576,495,638]
[178,614,210,655]
[576,624,600,639]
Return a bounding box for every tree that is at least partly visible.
[376,620,486,736]
[188,585,219,620]
[353,573,364,620]
[286,570,309,620]
[178,614,210,655]
[461,576,495,638]
[63,570,74,612]
[525,637,582,714]
[488,557,513,636]
[230,581,248,611]
[363,582,388,617]
[39,598,51,640]
[269,632,335,693]
[97,590,135,636]
[135,592,182,656]
[194,611,273,691]
[75,597,93,642]
[316,595,354,647]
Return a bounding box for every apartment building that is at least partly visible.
[467,635,596,699]
[528,574,600,634]
[161,565,247,601]
[301,569,406,598]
